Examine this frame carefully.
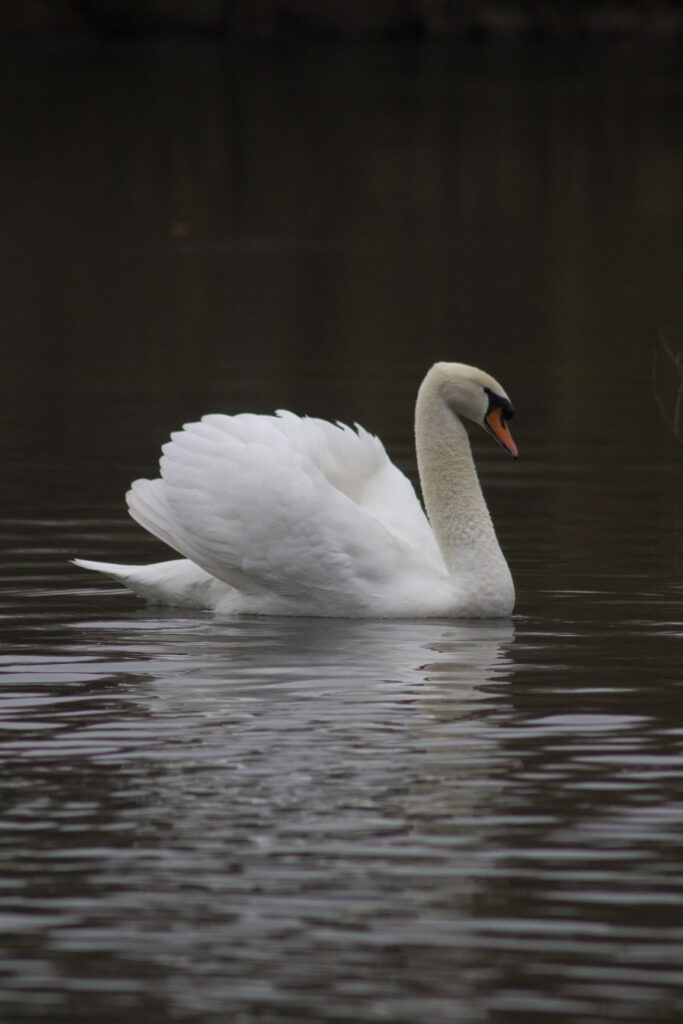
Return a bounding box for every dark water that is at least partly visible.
[2,37,683,1024]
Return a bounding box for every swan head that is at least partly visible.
[430,361,518,458]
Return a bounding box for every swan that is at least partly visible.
[74,362,518,618]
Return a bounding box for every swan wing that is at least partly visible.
[126,412,444,613]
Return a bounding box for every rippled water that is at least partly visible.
[2,35,683,1024]
[4,527,683,1023]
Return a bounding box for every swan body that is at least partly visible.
[74,362,517,618]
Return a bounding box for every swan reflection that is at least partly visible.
[70,613,515,705]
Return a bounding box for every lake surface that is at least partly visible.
[2,35,683,1024]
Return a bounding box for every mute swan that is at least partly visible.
[74,362,517,618]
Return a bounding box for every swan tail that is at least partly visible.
[72,557,136,583]
[72,557,229,609]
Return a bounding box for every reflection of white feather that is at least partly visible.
[75,363,517,618]
[653,333,683,442]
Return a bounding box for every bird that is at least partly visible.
[74,361,518,618]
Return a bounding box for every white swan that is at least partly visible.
[74,362,518,618]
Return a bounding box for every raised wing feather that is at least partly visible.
[126,411,443,611]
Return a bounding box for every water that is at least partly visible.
[2,36,683,1024]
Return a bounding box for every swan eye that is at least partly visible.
[483,386,514,422]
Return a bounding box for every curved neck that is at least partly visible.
[414,370,505,579]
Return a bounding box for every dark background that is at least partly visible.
[2,0,683,38]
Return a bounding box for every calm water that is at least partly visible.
[2,37,683,1024]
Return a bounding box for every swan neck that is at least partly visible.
[415,372,504,578]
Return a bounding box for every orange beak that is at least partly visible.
[485,407,518,458]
